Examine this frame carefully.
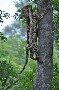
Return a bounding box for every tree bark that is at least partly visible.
[33,0,54,90]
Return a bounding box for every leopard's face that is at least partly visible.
[22,5,32,19]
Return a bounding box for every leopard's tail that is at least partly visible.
[20,47,29,74]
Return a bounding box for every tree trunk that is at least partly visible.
[33,0,54,90]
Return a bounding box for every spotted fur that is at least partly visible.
[20,5,43,74]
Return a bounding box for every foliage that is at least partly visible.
[0,0,59,90]
[0,33,37,89]
[50,46,59,90]
[10,60,36,90]
[0,60,18,90]
[0,10,10,23]
[50,63,59,90]
[53,0,59,51]
[53,0,59,12]
[0,32,7,42]
[0,34,59,90]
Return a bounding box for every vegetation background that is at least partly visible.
[0,0,59,90]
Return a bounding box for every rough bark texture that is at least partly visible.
[33,0,54,90]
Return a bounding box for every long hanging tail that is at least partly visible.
[20,47,29,74]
